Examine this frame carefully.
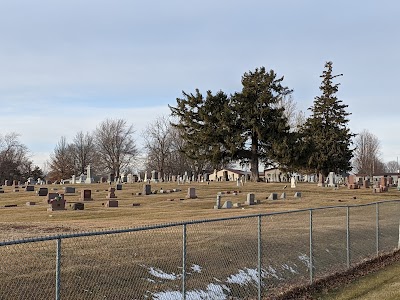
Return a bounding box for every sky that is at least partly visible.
[1,0,400,170]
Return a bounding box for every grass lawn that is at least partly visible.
[0,181,399,299]
[314,260,400,300]
[0,181,399,240]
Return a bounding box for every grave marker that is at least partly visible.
[105,200,118,207]
[246,193,255,205]
[107,187,117,199]
[80,189,92,201]
[143,184,151,195]
[221,201,233,209]
[187,187,197,199]
[268,193,278,200]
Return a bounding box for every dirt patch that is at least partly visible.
[266,249,400,299]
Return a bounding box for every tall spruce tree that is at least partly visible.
[169,67,292,182]
[301,61,353,179]
[232,67,292,181]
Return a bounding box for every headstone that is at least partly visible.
[268,193,278,200]
[71,174,76,184]
[121,173,128,183]
[143,184,151,195]
[37,187,48,196]
[327,172,335,187]
[127,174,133,183]
[246,193,255,205]
[46,192,60,204]
[64,187,75,193]
[26,201,36,206]
[151,170,159,182]
[105,200,118,207]
[107,187,117,199]
[291,177,296,188]
[318,175,325,187]
[187,187,197,199]
[47,195,66,211]
[72,202,84,210]
[348,175,356,185]
[214,194,222,209]
[294,192,302,198]
[25,185,35,192]
[80,189,92,201]
[380,177,387,188]
[221,201,233,209]
[116,183,123,190]
[85,164,94,183]
[363,180,370,189]
[280,192,286,199]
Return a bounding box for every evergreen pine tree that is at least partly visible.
[170,67,292,182]
[301,61,354,179]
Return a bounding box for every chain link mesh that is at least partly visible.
[312,208,347,279]
[349,205,377,266]
[0,201,399,299]
[261,211,310,298]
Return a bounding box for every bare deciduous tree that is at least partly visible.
[142,116,174,179]
[352,130,382,174]
[95,119,137,178]
[385,160,399,173]
[70,131,97,175]
[48,136,74,181]
[0,133,32,183]
[276,95,305,132]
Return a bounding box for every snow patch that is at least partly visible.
[148,267,178,280]
[191,264,202,273]
[152,283,228,300]
[281,264,298,274]
[298,253,310,268]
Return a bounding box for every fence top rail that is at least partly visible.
[1,199,399,246]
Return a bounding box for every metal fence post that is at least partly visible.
[182,224,187,300]
[309,209,313,283]
[56,238,61,300]
[346,206,350,269]
[376,202,380,255]
[258,215,262,300]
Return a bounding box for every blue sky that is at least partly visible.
[1,0,399,168]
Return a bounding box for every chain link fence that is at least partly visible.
[1,200,399,299]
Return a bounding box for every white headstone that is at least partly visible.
[85,164,94,183]
[291,177,296,188]
[327,172,335,187]
[221,201,233,209]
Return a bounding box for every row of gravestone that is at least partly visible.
[214,192,302,209]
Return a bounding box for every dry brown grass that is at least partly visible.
[0,181,399,240]
[0,182,399,299]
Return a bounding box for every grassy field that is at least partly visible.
[0,181,399,240]
[0,181,399,299]
[314,260,400,300]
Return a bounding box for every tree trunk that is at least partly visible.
[250,136,259,182]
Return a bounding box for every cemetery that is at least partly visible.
[0,178,399,241]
